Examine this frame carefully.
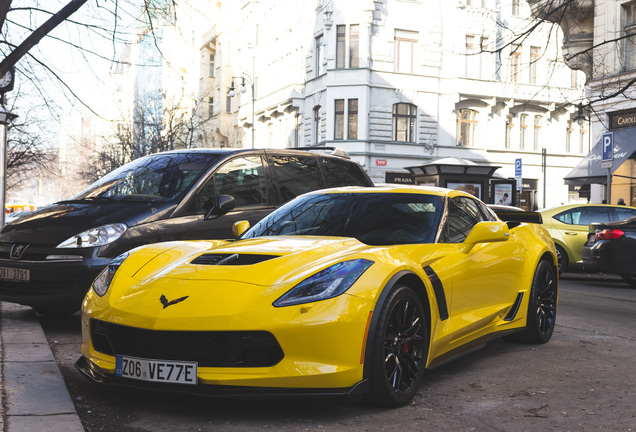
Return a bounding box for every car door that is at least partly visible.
[554,206,611,265]
[444,197,526,341]
[178,154,276,240]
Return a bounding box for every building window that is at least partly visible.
[226,95,232,113]
[336,25,346,68]
[624,3,636,71]
[350,24,359,68]
[510,44,521,82]
[209,53,215,78]
[457,109,478,147]
[395,30,418,73]
[335,99,345,140]
[512,0,521,16]
[465,35,490,79]
[313,106,322,144]
[533,115,542,151]
[519,114,528,150]
[505,116,514,149]
[579,124,587,154]
[393,103,417,142]
[566,120,573,152]
[315,34,324,75]
[348,99,358,139]
[208,97,214,118]
[530,46,540,84]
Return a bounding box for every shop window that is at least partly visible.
[457,108,478,147]
[393,103,417,142]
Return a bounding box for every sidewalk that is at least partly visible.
[0,302,84,432]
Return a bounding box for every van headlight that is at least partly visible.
[92,252,129,297]
[57,223,127,248]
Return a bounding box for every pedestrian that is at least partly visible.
[618,198,626,205]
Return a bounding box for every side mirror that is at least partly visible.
[462,221,510,253]
[205,194,235,219]
[232,220,250,238]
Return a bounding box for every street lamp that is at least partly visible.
[228,74,255,149]
[0,100,18,228]
[573,102,587,126]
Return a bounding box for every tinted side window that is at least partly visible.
[322,157,369,187]
[615,207,636,220]
[214,156,267,209]
[555,207,610,226]
[271,155,325,202]
[447,197,484,243]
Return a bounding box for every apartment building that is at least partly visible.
[199,0,585,208]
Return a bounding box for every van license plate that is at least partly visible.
[115,355,197,385]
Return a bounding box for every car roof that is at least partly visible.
[539,203,636,216]
[143,147,354,160]
[306,184,478,199]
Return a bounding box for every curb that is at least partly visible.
[0,302,84,432]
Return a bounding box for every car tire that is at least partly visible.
[505,259,557,344]
[620,274,636,288]
[555,245,568,275]
[364,285,428,407]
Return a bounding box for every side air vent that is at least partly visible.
[190,253,280,266]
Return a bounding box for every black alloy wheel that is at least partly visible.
[555,245,568,275]
[506,259,557,344]
[366,285,428,407]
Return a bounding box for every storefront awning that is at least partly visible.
[564,127,636,185]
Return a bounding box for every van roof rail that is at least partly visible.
[294,146,351,159]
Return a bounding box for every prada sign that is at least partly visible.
[610,109,636,129]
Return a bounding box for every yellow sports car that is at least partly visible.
[76,186,558,407]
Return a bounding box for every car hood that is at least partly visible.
[0,200,174,245]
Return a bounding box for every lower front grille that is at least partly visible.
[90,319,284,368]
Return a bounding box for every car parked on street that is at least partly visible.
[0,148,372,315]
[539,203,636,274]
[582,216,636,287]
[76,185,557,407]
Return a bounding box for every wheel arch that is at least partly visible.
[361,270,432,380]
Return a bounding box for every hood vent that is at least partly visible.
[190,253,280,266]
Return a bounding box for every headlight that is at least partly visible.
[92,252,129,297]
[273,259,374,307]
[57,223,127,248]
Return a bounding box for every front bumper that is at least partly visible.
[75,356,369,400]
[0,246,111,312]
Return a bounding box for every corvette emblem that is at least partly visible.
[160,294,189,309]
[10,244,29,260]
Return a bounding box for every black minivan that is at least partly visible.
[0,148,373,314]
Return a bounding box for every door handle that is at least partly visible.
[564,232,577,236]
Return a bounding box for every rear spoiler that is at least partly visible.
[495,211,543,225]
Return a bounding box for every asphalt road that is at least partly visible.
[39,272,636,432]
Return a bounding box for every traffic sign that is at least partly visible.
[602,132,613,161]
[515,158,522,177]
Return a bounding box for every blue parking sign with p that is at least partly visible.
[515,158,522,177]
[602,132,613,161]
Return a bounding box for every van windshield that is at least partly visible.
[75,153,220,202]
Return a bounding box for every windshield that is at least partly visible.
[243,192,445,245]
[75,153,220,202]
